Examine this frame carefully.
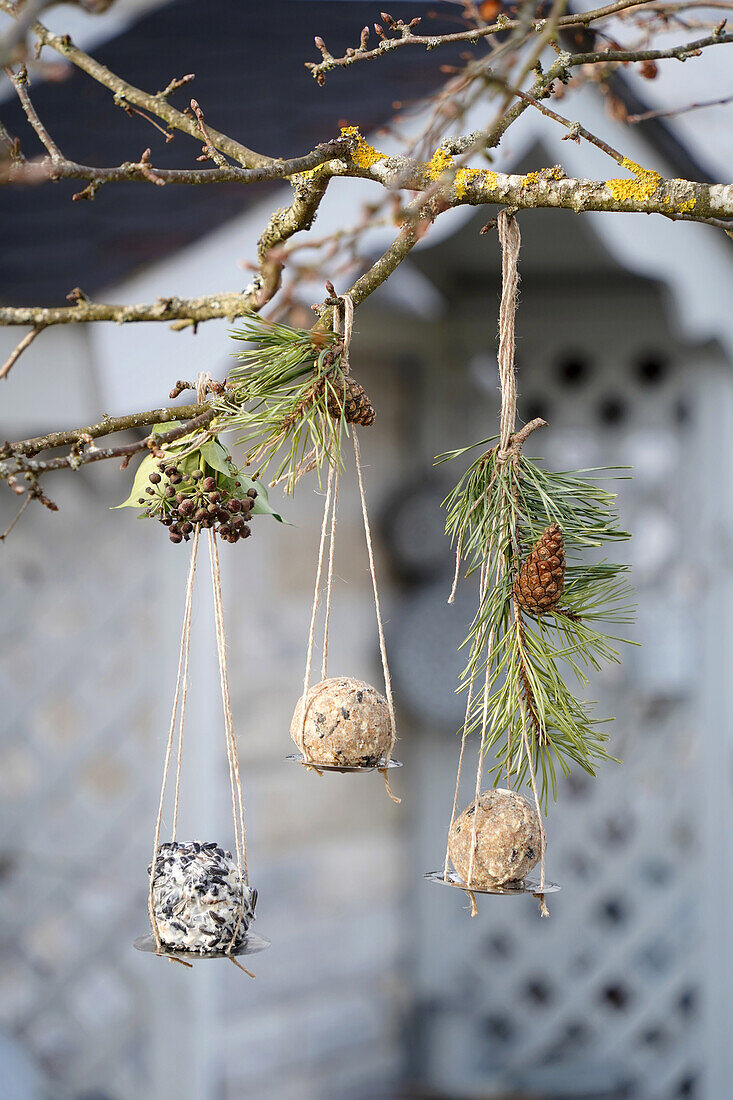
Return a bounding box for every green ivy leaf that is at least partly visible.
[112,452,158,509]
[242,476,285,523]
[200,438,235,477]
[151,421,182,435]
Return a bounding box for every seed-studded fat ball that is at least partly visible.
[148,841,256,954]
[448,788,541,887]
[290,676,392,767]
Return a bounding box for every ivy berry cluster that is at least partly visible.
[138,461,257,544]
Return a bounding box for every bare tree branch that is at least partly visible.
[4,402,207,457]
[0,325,43,378]
[1,408,216,478]
[628,91,733,122]
[0,0,271,167]
[4,62,62,159]
[304,0,657,81]
[1,0,732,515]
[0,292,259,327]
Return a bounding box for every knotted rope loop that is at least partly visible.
[196,371,210,404]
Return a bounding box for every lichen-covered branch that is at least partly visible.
[4,403,206,458]
[253,170,333,308]
[0,137,352,190]
[0,292,258,327]
[440,165,733,223]
[0,407,215,478]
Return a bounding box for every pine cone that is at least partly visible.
[325,376,376,426]
[513,523,565,615]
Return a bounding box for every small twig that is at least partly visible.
[156,72,195,99]
[304,0,658,80]
[628,91,733,122]
[1,408,216,482]
[5,63,63,162]
[508,418,548,455]
[0,326,43,379]
[134,147,165,186]
[0,115,23,161]
[0,493,30,541]
[191,98,229,168]
[498,82,628,168]
[1,137,351,189]
[0,292,257,328]
[117,100,174,143]
[0,3,271,169]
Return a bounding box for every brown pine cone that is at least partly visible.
[513,523,565,615]
[324,375,376,426]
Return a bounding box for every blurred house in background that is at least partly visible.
[2,3,733,1099]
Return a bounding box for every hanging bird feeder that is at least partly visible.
[287,295,402,798]
[426,211,632,916]
[133,375,269,973]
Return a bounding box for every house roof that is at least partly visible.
[0,0,463,305]
[0,0,722,307]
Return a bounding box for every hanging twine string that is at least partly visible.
[208,528,253,950]
[171,526,200,837]
[321,462,340,681]
[340,292,399,800]
[496,210,521,461]
[352,430,400,804]
[297,460,336,764]
[170,368,211,836]
[296,296,347,762]
[148,523,200,950]
[443,552,489,884]
[465,553,500,917]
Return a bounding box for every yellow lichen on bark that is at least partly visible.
[454,167,498,199]
[676,194,697,214]
[289,163,329,183]
[606,158,662,204]
[425,147,454,180]
[340,126,387,170]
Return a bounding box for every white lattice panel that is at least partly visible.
[0,473,169,1099]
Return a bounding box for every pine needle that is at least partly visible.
[214,312,349,492]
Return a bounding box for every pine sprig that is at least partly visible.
[215,312,350,492]
[438,434,634,806]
